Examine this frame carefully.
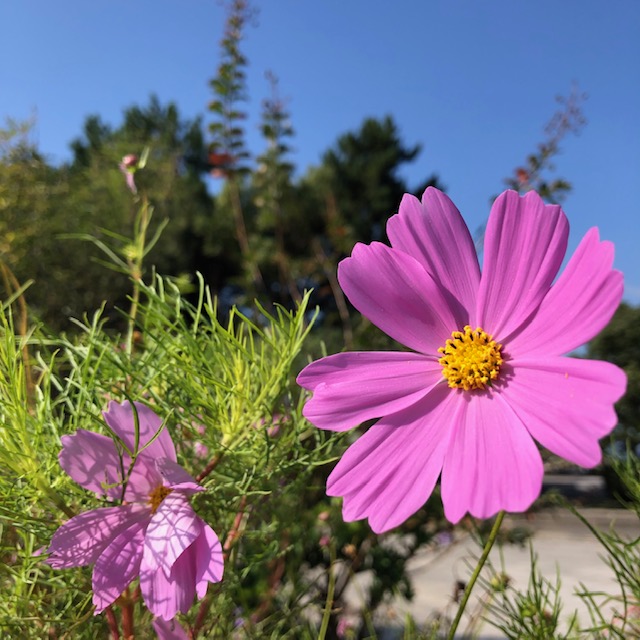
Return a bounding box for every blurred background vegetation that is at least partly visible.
[1,0,635,461]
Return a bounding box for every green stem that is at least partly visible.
[125,196,149,358]
[317,542,336,640]
[447,510,505,640]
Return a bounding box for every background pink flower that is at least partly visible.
[47,400,224,619]
[119,154,138,194]
[298,188,626,532]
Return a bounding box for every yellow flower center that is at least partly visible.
[438,325,503,391]
[148,485,173,513]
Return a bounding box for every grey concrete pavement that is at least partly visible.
[395,507,639,638]
[346,476,640,638]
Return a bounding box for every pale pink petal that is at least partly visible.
[338,242,460,354]
[92,518,147,613]
[141,520,222,620]
[59,430,126,500]
[103,400,176,462]
[387,188,480,318]
[124,458,164,503]
[47,505,148,568]
[297,352,442,431]
[143,494,202,578]
[141,538,198,620]
[327,385,456,533]
[441,392,544,523]
[503,358,626,467]
[193,521,224,598]
[476,190,569,339]
[155,458,203,494]
[507,228,624,356]
[153,618,189,640]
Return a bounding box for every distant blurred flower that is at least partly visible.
[192,422,209,459]
[47,400,224,620]
[119,154,139,194]
[255,413,286,437]
[208,151,235,178]
[337,617,355,638]
[121,153,139,169]
[515,167,530,185]
[298,187,626,532]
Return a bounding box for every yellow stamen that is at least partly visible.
[438,325,503,391]
[148,485,173,513]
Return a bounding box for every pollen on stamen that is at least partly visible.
[438,325,503,391]
[148,485,173,513]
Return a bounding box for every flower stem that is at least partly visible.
[125,196,150,358]
[447,510,505,640]
[104,605,120,639]
[317,541,336,640]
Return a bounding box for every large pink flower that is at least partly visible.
[298,188,626,532]
[47,400,224,620]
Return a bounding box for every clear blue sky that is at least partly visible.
[2,1,639,301]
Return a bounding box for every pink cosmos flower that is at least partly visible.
[47,400,224,619]
[297,188,626,532]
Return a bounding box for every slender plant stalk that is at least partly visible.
[105,606,120,639]
[192,497,249,637]
[0,262,33,402]
[312,236,353,349]
[196,451,224,483]
[125,196,150,358]
[317,542,337,640]
[229,178,265,294]
[447,510,505,640]
[120,586,134,639]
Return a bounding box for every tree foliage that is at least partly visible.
[587,302,640,447]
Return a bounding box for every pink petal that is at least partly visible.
[193,521,224,598]
[155,458,203,494]
[141,538,197,620]
[103,400,176,462]
[141,554,194,620]
[141,519,222,620]
[503,358,626,468]
[506,228,624,356]
[153,618,189,640]
[143,494,202,578]
[298,351,442,431]
[59,430,126,500]
[387,188,480,319]
[47,505,149,569]
[124,458,164,503]
[338,242,460,354]
[327,384,456,533]
[476,190,569,339]
[441,392,544,524]
[92,518,148,613]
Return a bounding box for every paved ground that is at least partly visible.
[349,476,640,638]
[397,507,638,638]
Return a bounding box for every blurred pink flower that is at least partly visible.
[337,617,354,638]
[47,401,224,619]
[255,413,286,437]
[119,154,138,194]
[298,188,626,532]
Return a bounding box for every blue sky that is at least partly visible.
[2,1,639,300]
